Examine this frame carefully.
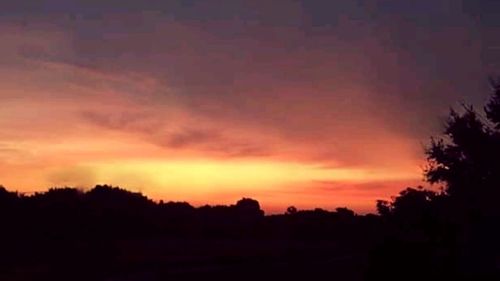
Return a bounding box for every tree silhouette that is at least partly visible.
[370,78,500,280]
[485,77,500,128]
[425,78,500,217]
[376,187,437,223]
[286,206,297,215]
[235,197,264,217]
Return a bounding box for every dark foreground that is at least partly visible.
[0,185,378,281]
[2,184,500,281]
[3,237,369,281]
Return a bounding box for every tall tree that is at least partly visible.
[425,79,500,216]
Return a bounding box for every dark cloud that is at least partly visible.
[80,111,273,158]
[165,129,220,148]
[311,179,426,195]
[11,1,494,139]
[4,0,500,168]
[43,1,486,147]
[206,142,272,158]
[80,111,160,134]
[160,129,273,158]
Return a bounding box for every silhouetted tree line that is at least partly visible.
[0,184,382,241]
[0,185,267,239]
[368,78,500,280]
[3,79,500,280]
[0,184,377,280]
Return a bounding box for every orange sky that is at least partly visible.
[1,1,495,213]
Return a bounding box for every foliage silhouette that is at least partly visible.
[0,184,371,280]
[368,78,500,280]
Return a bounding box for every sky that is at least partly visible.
[1,0,499,213]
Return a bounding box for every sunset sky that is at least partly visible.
[1,1,499,213]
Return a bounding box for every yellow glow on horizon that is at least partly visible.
[82,159,419,194]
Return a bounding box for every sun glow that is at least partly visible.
[83,159,418,194]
